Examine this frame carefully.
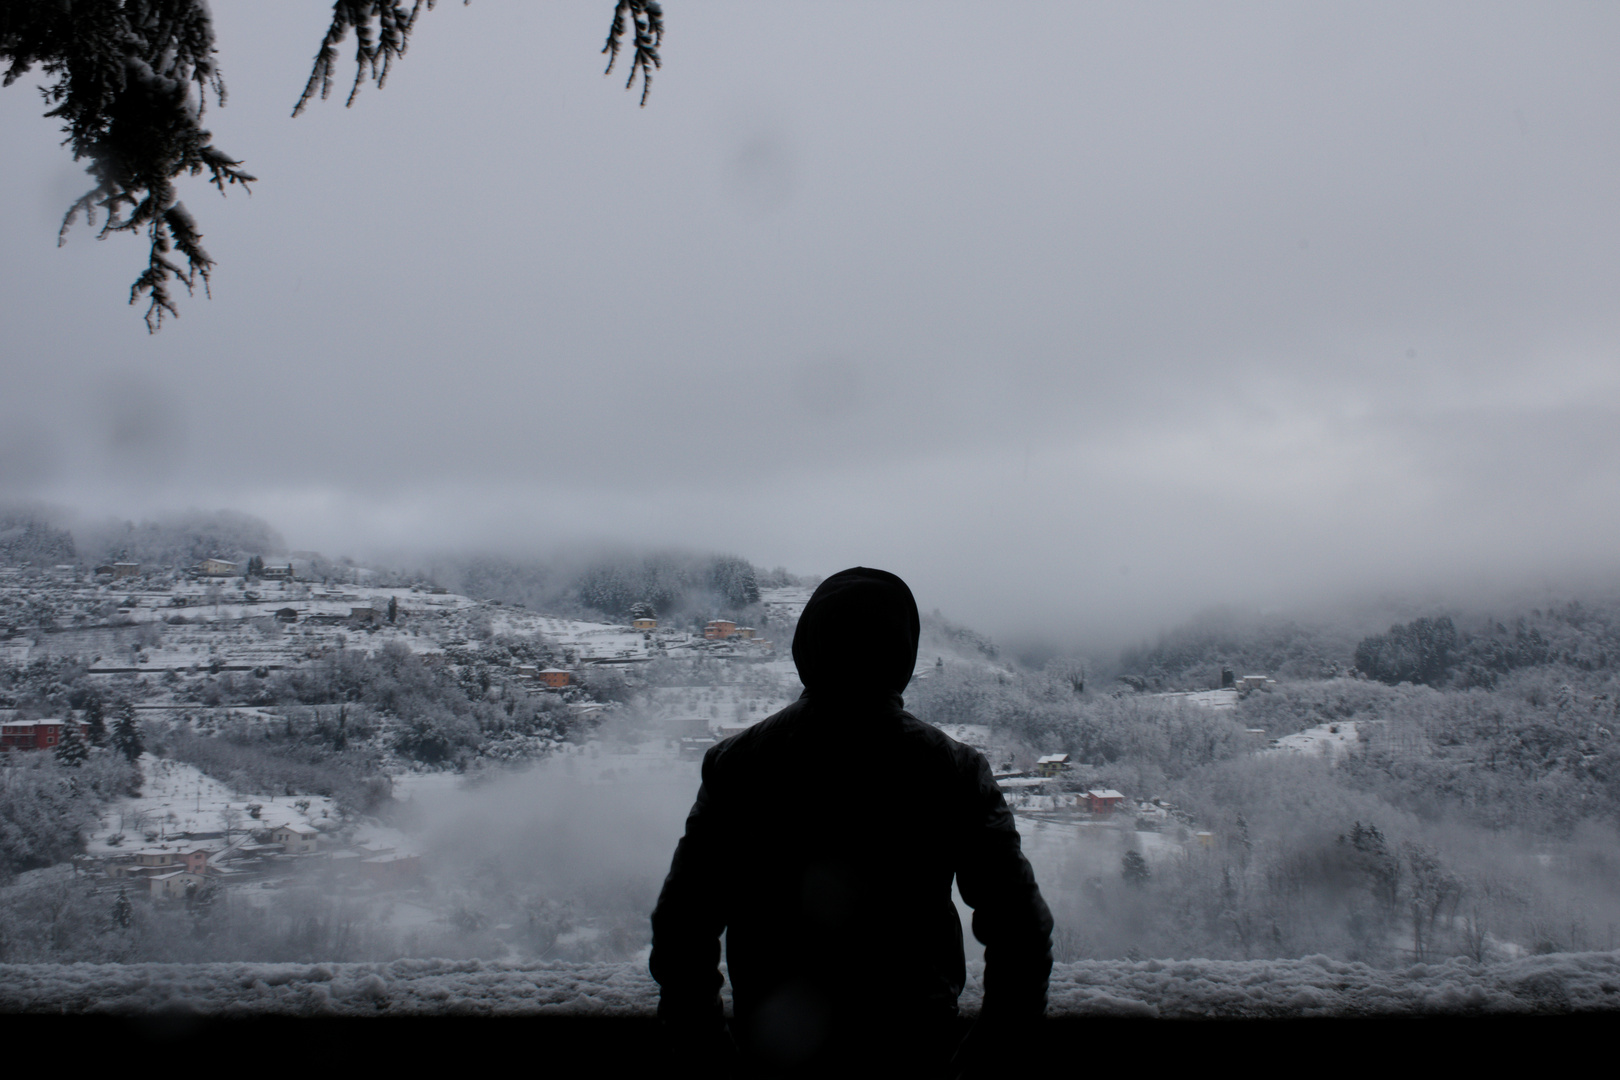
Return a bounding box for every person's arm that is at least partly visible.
[954,750,1054,1022]
[649,748,731,1032]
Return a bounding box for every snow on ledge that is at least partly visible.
[1,952,1617,1017]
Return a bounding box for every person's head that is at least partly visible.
[792,567,920,700]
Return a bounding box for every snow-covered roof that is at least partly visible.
[275,823,319,836]
[1087,789,1125,800]
[1036,753,1069,764]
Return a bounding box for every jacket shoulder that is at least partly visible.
[701,698,805,775]
[898,712,993,776]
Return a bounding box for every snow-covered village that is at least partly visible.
[1,505,1619,1032]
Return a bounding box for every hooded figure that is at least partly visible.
[650,567,1053,1075]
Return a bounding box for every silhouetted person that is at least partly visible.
[651,567,1053,1076]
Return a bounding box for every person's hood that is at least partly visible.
[792,567,920,699]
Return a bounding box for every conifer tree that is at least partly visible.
[54,723,89,768]
[111,700,144,762]
[83,696,108,747]
[1122,849,1150,886]
[112,887,133,929]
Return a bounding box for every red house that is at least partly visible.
[0,718,84,751]
[536,668,572,689]
[704,620,738,640]
[1085,788,1126,814]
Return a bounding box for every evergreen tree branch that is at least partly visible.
[3,0,661,330]
[293,0,437,118]
[602,0,663,107]
[3,0,253,332]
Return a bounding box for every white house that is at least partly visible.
[149,870,208,900]
[271,822,320,854]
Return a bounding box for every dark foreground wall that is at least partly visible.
[2,953,1617,1069]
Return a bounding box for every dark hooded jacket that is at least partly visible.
[649,567,1053,1063]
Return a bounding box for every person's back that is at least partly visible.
[650,568,1053,1074]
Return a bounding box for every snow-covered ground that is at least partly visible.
[1265,720,1363,759]
[86,756,336,854]
[637,679,800,732]
[1154,689,1240,710]
[759,586,812,627]
[1,950,1614,1016]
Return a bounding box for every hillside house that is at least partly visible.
[633,617,657,632]
[107,850,180,879]
[112,562,141,579]
[195,558,238,577]
[1034,753,1071,778]
[113,845,215,879]
[704,620,737,640]
[734,626,756,640]
[1238,675,1275,692]
[536,668,572,689]
[362,852,422,885]
[258,565,295,580]
[1085,789,1126,813]
[679,736,717,759]
[180,847,213,874]
[0,718,84,751]
[149,870,208,900]
[271,823,320,854]
[350,605,378,623]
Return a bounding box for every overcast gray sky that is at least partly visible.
[3,1,1619,646]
